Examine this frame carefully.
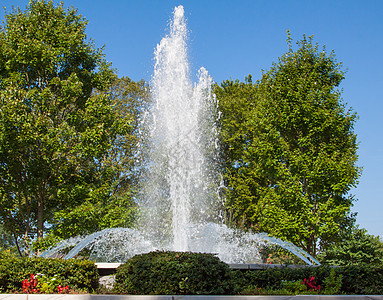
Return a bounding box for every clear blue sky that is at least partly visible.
[2,0,382,238]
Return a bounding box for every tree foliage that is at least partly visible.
[318,227,383,266]
[0,0,128,254]
[214,76,258,225]
[50,77,150,240]
[0,223,15,251]
[216,34,361,256]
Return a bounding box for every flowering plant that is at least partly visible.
[22,274,69,294]
[302,276,321,292]
[57,285,69,293]
[22,274,39,293]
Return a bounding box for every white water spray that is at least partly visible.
[139,5,219,251]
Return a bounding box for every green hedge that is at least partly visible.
[0,252,99,293]
[232,266,331,291]
[340,265,383,294]
[114,251,383,295]
[114,251,235,295]
[2,250,382,295]
[232,265,383,295]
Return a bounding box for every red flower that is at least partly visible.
[22,274,39,294]
[57,285,69,294]
[302,276,321,292]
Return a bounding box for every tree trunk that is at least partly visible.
[36,198,44,256]
[23,229,29,256]
[306,235,317,257]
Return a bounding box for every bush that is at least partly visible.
[318,227,383,266]
[114,251,235,295]
[232,265,383,295]
[322,268,342,295]
[232,266,329,293]
[0,254,99,293]
[340,265,383,294]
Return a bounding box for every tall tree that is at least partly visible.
[0,0,120,255]
[214,76,259,226]
[217,34,361,256]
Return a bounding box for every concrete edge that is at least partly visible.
[96,263,122,269]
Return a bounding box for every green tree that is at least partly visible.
[0,0,121,255]
[217,34,361,256]
[318,227,383,266]
[106,77,151,201]
[214,76,259,226]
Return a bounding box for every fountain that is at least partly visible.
[42,6,319,266]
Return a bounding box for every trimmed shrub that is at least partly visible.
[232,265,383,295]
[232,266,330,293]
[0,254,99,293]
[340,265,383,294]
[114,251,235,295]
